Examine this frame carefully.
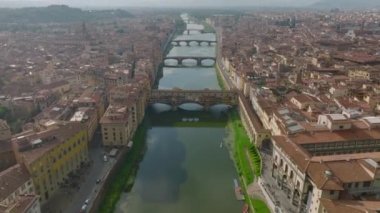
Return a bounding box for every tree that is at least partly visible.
[0,106,10,119]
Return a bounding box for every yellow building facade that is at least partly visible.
[13,122,89,203]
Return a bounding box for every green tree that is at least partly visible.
[0,106,10,119]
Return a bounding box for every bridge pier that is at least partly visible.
[203,104,211,111]
[186,41,190,46]
[197,58,202,66]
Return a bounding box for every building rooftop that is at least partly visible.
[320,198,380,213]
[0,194,39,213]
[0,164,31,201]
[13,122,84,163]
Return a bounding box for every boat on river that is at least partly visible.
[233,179,244,200]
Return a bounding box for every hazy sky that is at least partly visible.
[0,0,320,8]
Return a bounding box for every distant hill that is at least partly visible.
[0,5,133,23]
[311,0,380,9]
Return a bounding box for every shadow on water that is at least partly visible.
[134,127,187,203]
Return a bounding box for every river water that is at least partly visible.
[115,14,242,213]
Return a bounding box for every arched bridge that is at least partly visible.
[172,39,217,46]
[164,56,216,68]
[150,89,238,109]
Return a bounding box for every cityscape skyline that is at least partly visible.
[0,0,322,8]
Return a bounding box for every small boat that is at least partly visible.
[242,204,249,213]
[233,179,244,201]
[220,141,223,148]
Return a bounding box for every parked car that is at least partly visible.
[96,178,101,184]
[80,204,87,213]
[84,198,90,205]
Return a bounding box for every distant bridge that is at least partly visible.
[171,39,216,46]
[149,89,238,109]
[164,56,216,68]
[183,29,205,35]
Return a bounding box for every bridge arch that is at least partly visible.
[164,58,179,66]
[181,58,198,67]
[172,39,217,46]
[178,103,204,111]
[200,58,216,67]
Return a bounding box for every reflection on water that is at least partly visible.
[115,125,242,213]
[134,128,187,203]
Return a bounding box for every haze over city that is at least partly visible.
[0,0,331,8]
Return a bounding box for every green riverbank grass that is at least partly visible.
[249,144,262,177]
[229,110,255,183]
[252,199,271,213]
[228,110,269,213]
[99,121,148,213]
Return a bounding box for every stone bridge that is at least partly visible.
[149,89,238,109]
[164,56,216,67]
[172,39,216,46]
[183,29,205,35]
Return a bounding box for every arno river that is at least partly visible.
[115,14,242,213]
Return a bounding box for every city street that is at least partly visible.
[42,130,116,213]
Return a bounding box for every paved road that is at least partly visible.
[43,130,115,213]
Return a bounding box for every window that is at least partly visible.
[363,181,371,187]
[329,190,334,195]
[355,182,359,188]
